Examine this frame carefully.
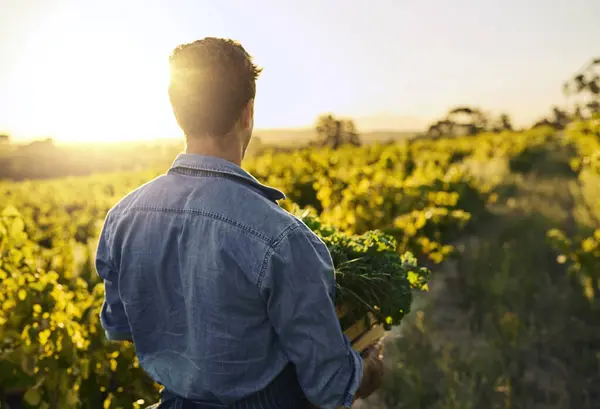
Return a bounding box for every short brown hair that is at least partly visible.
[168,37,262,138]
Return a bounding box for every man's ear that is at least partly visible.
[241,99,255,130]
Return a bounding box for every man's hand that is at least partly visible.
[354,342,385,401]
[308,342,384,409]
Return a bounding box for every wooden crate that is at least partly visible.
[336,304,386,353]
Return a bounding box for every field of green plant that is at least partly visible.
[0,117,599,409]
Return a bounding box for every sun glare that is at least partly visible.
[10,12,177,143]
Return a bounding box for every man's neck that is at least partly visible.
[184,135,244,166]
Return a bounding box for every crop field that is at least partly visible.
[0,117,599,409]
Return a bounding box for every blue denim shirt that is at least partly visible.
[95,153,363,409]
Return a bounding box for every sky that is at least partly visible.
[0,0,598,142]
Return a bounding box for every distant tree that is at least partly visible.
[316,114,338,147]
[315,114,360,149]
[530,107,571,131]
[489,113,514,133]
[563,57,600,118]
[425,119,456,139]
[498,113,513,131]
[0,134,9,143]
[531,118,555,129]
[447,106,489,135]
[423,106,490,138]
[340,119,360,146]
[551,106,571,129]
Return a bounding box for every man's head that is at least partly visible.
[168,37,261,157]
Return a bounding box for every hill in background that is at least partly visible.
[253,128,419,147]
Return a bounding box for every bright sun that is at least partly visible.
[10,13,178,143]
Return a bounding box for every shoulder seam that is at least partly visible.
[256,221,301,289]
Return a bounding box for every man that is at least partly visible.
[95,37,384,409]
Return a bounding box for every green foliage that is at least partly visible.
[295,208,430,330]
[547,227,600,301]
[566,114,600,175]
[244,140,493,264]
[0,207,160,409]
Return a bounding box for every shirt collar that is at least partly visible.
[168,153,286,202]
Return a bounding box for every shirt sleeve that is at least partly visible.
[259,222,363,409]
[95,212,132,342]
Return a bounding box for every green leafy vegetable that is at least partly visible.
[296,208,431,331]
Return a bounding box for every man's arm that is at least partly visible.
[95,212,132,342]
[259,222,382,409]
